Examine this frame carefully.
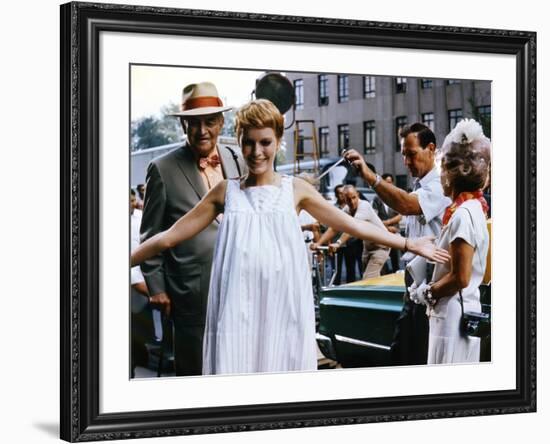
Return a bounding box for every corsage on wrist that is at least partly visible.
[423,283,436,307]
[408,280,436,306]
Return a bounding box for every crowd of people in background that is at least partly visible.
[308,178,405,285]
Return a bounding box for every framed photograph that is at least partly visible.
[60,1,536,442]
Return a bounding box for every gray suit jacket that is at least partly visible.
[140,142,246,325]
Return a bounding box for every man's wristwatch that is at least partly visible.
[372,174,382,189]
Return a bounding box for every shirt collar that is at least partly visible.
[416,165,439,188]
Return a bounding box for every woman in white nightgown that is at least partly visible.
[131,99,450,375]
[203,175,317,374]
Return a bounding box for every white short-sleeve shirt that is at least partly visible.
[344,200,389,251]
[403,166,452,263]
[431,199,489,315]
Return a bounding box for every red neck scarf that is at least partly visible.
[442,190,489,226]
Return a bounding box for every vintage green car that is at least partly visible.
[316,272,491,368]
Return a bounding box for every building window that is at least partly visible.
[447,79,461,85]
[363,76,376,98]
[477,105,491,137]
[363,121,376,154]
[338,124,350,151]
[318,74,329,106]
[319,126,330,155]
[395,116,408,151]
[477,105,491,117]
[294,79,304,110]
[421,79,433,89]
[337,75,349,103]
[422,112,435,131]
[448,109,463,130]
[395,77,407,93]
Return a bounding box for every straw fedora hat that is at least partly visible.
[168,81,232,117]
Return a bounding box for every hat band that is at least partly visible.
[183,96,224,110]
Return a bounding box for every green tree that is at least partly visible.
[220,109,236,137]
[131,102,183,151]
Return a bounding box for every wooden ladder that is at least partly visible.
[293,120,319,175]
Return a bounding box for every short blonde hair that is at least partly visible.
[235,99,284,141]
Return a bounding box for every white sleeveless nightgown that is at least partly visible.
[202,175,318,375]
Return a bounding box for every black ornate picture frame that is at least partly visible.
[60,2,536,441]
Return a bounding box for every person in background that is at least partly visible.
[135,184,146,209]
[331,184,347,284]
[334,183,346,210]
[312,185,390,280]
[372,173,403,273]
[130,189,151,375]
[344,123,451,365]
[131,189,163,347]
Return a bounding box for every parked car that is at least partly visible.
[316,272,491,368]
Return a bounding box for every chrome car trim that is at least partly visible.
[334,334,391,351]
[315,333,337,361]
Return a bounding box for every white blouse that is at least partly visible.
[431,199,489,318]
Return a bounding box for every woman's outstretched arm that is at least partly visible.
[294,178,450,263]
[131,180,227,267]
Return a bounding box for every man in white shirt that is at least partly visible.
[345,123,451,365]
[311,185,390,280]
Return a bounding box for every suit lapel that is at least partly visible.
[174,143,207,199]
[175,143,242,202]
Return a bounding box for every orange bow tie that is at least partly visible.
[198,154,221,170]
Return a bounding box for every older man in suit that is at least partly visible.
[140,82,246,376]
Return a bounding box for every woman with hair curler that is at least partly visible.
[410,119,491,364]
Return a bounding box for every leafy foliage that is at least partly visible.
[131,103,239,151]
[131,103,183,151]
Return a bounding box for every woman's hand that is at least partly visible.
[408,236,450,264]
[408,280,436,307]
